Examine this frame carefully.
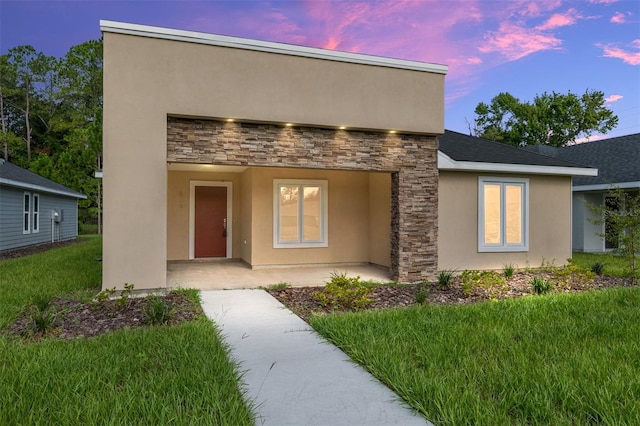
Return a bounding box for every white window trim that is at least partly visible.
[273,179,328,249]
[188,181,233,260]
[23,192,31,234]
[32,193,40,233]
[478,177,529,252]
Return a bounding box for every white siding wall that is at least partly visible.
[0,185,79,252]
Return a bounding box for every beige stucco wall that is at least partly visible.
[245,167,371,267]
[166,170,243,260]
[103,30,443,289]
[438,171,572,271]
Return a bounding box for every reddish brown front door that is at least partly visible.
[194,186,227,258]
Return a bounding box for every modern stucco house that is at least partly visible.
[101,21,596,291]
[526,133,640,252]
[0,159,86,252]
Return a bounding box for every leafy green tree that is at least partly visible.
[588,188,640,281]
[473,90,618,147]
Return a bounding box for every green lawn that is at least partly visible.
[311,288,640,425]
[572,251,637,278]
[0,237,253,425]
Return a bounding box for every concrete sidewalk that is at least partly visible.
[200,290,430,426]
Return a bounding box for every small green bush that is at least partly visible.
[459,270,507,297]
[531,276,552,295]
[144,294,174,325]
[415,281,430,304]
[503,263,515,278]
[28,305,55,334]
[313,272,372,311]
[117,283,135,310]
[590,261,605,275]
[437,270,455,286]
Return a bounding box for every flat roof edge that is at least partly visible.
[99,20,448,75]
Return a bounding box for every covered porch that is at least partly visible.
[167,260,390,290]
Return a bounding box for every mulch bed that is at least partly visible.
[4,292,203,342]
[269,272,636,321]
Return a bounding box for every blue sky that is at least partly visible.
[2,0,639,140]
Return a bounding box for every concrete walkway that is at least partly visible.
[200,290,431,426]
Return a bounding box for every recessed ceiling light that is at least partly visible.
[339,126,346,130]
[389,130,397,134]
[285,123,293,127]
[226,118,234,122]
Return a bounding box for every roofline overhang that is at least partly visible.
[100,20,448,75]
[0,178,87,199]
[572,181,640,192]
[437,151,598,177]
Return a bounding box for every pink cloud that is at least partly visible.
[466,57,483,65]
[479,22,562,60]
[596,39,640,65]
[587,0,618,4]
[605,94,624,103]
[611,11,630,23]
[536,8,582,30]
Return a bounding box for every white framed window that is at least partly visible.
[273,179,328,248]
[32,193,40,233]
[478,177,529,252]
[23,192,31,234]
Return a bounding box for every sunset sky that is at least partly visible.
[2,0,639,140]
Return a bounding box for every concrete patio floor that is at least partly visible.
[167,260,391,290]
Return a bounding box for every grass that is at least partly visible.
[572,251,637,278]
[311,288,640,425]
[0,237,254,425]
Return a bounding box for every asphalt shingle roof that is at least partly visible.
[0,159,85,198]
[524,133,640,187]
[438,130,589,169]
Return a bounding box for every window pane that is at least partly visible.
[302,186,321,241]
[484,184,501,244]
[33,195,39,213]
[24,213,29,232]
[505,185,522,244]
[24,194,29,212]
[279,186,299,242]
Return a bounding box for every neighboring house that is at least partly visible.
[101,21,594,291]
[438,131,595,271]
[0,159,86,252]
[526,134,640,252]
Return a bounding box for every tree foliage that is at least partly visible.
[472,90,619,147]
[0,40,103,229]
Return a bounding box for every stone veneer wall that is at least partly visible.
[167,117,438,282]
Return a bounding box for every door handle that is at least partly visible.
[223,218,227,238]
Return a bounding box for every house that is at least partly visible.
[525,134,640,252]
[0,159,86,252]
[100,21,595,291]
[437,131,596,271]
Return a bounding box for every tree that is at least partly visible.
[472,90,619,147]
[588,188,640,281]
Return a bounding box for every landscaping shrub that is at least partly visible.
[503,263,515,278]
[313,272,372,311]
[531,276,552,295]
[437,270,455,286]
[144,294,174,325]
[590,261,605,275]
